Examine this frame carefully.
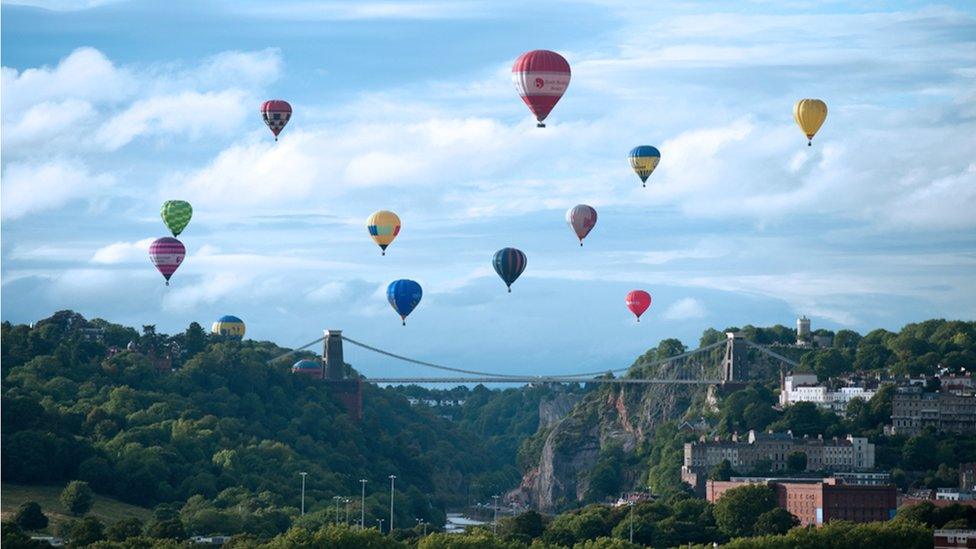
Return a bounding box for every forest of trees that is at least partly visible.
[3,312,976,546]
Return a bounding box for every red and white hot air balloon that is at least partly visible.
[512,50,571,127]
[149,237,186,286]
[261,100,292,141]
[566,204,597,246]
[626,290,652,322]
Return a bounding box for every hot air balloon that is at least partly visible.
[211,315,246,337]
[512,50,571,128]
[793,99,827,146]
[388,279,422,325]
[261,99,292,141]
[367,210,401,255]
[493,248,527,293]
[625,290,652,322]
[149,237,185,286]
[629,146,660,187]
[566,205,597,246]
[160,200,192,237]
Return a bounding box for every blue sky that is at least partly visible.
[2,0,975,378]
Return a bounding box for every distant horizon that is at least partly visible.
[3,1,975,379]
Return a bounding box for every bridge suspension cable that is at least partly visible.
[552,339,726,379]
[340,335,527,378]
[742,340,801,368]
[265,336,325,365]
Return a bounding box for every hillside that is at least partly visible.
[1,483,152,534]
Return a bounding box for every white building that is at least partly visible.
[780,373,877,413]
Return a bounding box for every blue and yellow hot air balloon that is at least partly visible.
[211,315,246,338]
[629,145,660,188]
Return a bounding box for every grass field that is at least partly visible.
[1,484,152,534]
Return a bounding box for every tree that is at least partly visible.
[754,508,799,535]
[709,460,735,481]
[1,522,49,549]
[713,484,777,538]
[834,329,862,350]
[61,480,94,516]
[812,349,852,380]
[786,452,807,473]
[107,518,144,541]
[499,510,547,542]
[145,518,185,540]
[68,516,106,546]
[903,433,939,471]
[14,501,49,531]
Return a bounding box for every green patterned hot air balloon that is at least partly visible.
[160,200,193,237]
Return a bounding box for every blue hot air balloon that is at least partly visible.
[387,279,423,325]
[493,248,527,293]
[628,145,661,187]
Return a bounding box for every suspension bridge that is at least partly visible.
[267,329,800,386]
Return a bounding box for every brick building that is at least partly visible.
[935,530,976,549]
[706,478,897,527]
[889,388,976,436]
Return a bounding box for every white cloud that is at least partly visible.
[230,1,487,20]
[4,0,125,10]
[95,90,252,150]
[307,282,348,302]
[91,238,156,264]
[1,159,115,220]
[660,298,707,321]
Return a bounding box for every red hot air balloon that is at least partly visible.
[149,237,185,286]
[261,100,292,141]
[626,290,652,322]
[512,50,571,127]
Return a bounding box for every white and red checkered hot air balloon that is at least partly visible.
[261,100,292,141]
[512,50,571,128]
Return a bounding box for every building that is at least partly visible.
[942,373,976,396]
[889,389,976,436]
[935,530,976,549]
[797,316,811,345]
[779,372,877,413]
[961,463,976,491]
[706,477,897,527]
[833,471,891,486]
[682,430,875,493]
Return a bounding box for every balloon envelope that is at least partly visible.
[367,210,401,255]
[387,279,423,325]
[160,200,192,237]
[149,237,185,285]
[629,146,661,187]
[626,290,652,321]
[261,99,292,140]
[493,248,527,292]
[566,205,597,245]
[211,315,245,337]
[793,99,827,145]
[512,50,571,127]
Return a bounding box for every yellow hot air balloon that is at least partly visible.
[793,99,827,146]
[366,210,401,255]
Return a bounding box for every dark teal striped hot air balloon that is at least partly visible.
[628,145,661,187]
[493,248,527,293]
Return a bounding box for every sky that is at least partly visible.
[2,0,975,378]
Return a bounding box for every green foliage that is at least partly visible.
[1,522,50,548]
[894,501,976,528]
[61,480,94,516]
[785,452,807,473]
[720,519,932,549]
[753,508,798,536]
[713,484,776,538]
[585,445,624,503]
[14,501,49,531]
[645,423,695,497]
[716,384,778,435]
[419,529,523,548]
[264,524,405,548]
[768,402,840,438]
[67,515,107,546]
[107,517,144,541]
[498,510,548,543]
[708,460,736,481]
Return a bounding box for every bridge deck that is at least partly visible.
[362,377,722,384]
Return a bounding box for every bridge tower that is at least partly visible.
[722,331,748,382]
[323,330,362,421]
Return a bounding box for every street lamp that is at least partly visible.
[299,472,308,516]
[360,479,368,530]
[377,518,384,533]
[333,496,342,525]
[628,501,635,543]
[492,495,500,535]
[416,518,427,536]
[389,475,397,532]
[345,498,352,525]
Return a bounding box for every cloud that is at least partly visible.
[1,159,115,220]
[2,48,281,155]
[230,1,488,20]
[660,298,707,321]
[91,238,156,264]
[4,0,125,10]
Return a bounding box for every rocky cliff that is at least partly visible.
[509,382,704,512]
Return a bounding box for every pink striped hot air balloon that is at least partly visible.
[149,237,185,286]
[566,204,597,246]
[512,50,571,128]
